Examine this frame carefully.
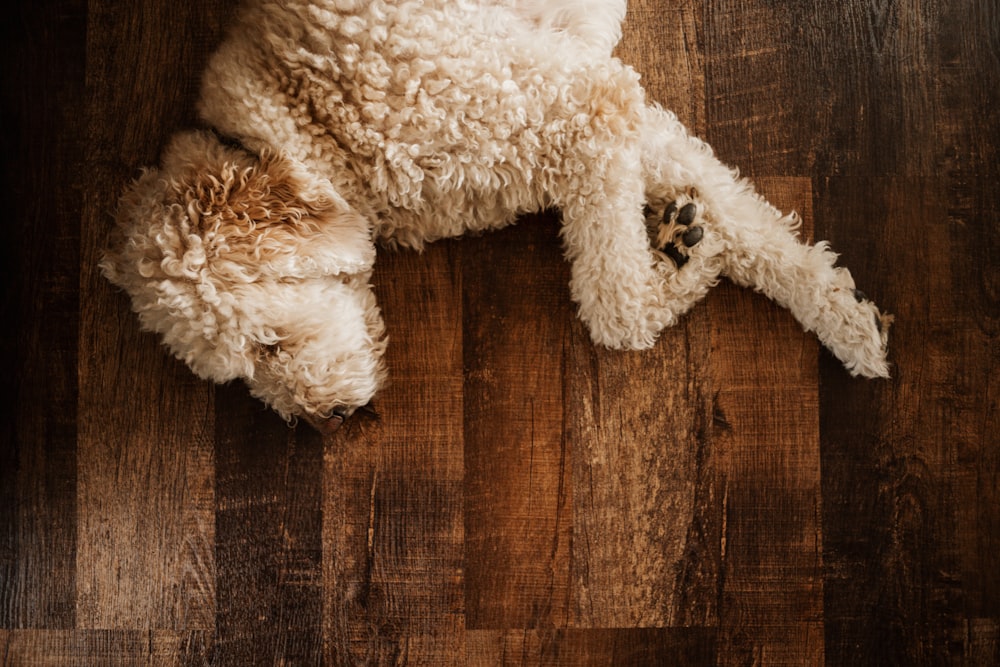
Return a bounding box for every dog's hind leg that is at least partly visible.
[638,105,891,378]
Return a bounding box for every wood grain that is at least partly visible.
[707,179,823,665]
[214,389,323,664]
[819,175,1000,665]
[567,315,716,628]
[812,0,1000,663]
[75,0,227,631]
[466,629,717,666]
[3,0,998,664]
[0,630,212,666]
[463,217,573,630]
[324,243,465,663]
[1,0,84,629]
[566,0,719,631]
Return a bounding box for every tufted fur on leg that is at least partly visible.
[102,0,890,430]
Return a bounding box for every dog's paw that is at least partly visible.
[646,197,704,268]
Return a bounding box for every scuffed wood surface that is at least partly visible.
[3,0,997,664]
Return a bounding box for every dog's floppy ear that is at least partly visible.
[101,130,377,386]
[160,131,375,280]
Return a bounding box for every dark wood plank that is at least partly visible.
[467,628,717,666]
[704,0,818,176]
[0,0,85,629]
[796,1,944,179]
[323,243,465,663]
[813,0,1000,663]
[213,390,323,665]
[462,217,574,630]
[914,10,1000,655]
[819,176,999,665]
[75,0,229,631]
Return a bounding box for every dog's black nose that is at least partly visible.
[304,410,345,435]
[304,402,379,435]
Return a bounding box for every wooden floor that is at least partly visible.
[3,0,998,664]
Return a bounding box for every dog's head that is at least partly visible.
[101,130,387,430]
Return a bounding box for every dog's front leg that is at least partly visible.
[638,106,891,378]
[556,144,723,350]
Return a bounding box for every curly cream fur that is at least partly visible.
[102,0,890,428]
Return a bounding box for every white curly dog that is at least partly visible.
[102,0,891,433]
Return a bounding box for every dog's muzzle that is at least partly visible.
[303,403,377,435]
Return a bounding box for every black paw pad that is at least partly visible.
[677,203,697,226]
[655,199,703,266]
[661,244,688,268]
[682,226,703,247]
[662,202,677,224]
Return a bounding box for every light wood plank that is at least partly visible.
[462,218,574,630]
[707,179,824,664]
